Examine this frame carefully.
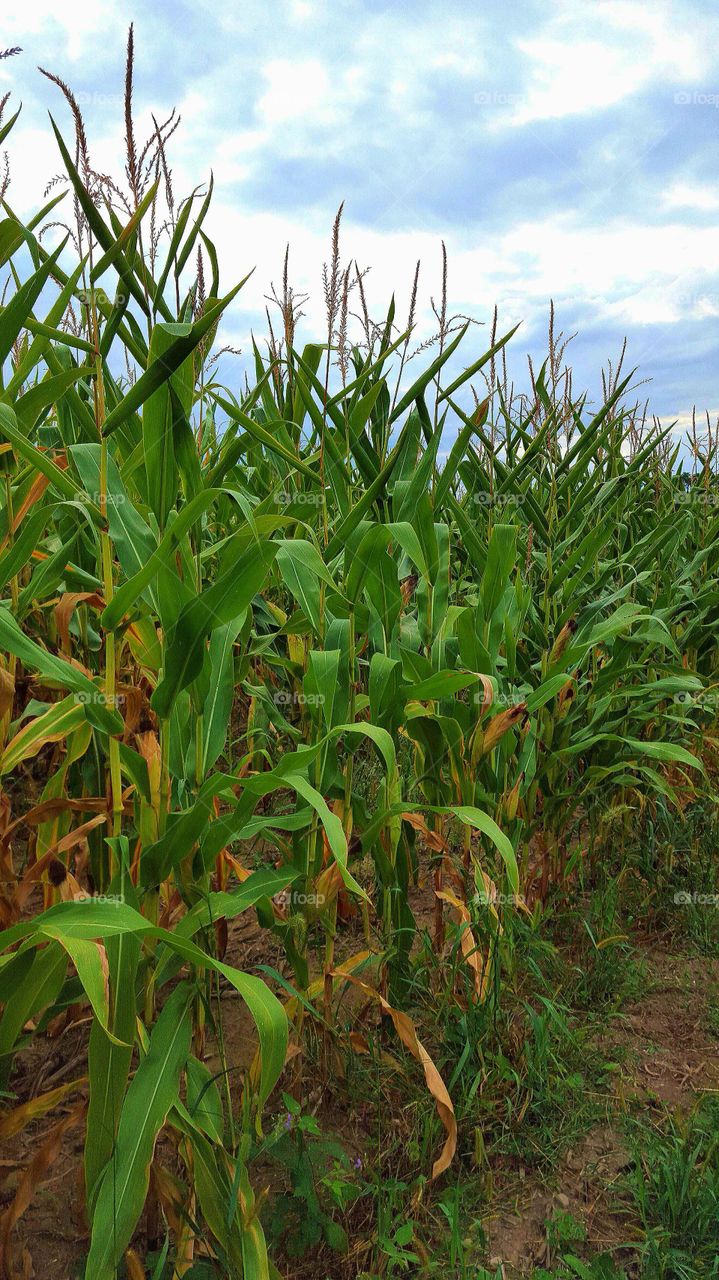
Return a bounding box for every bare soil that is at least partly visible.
[484,947,719,1276]
[2,900,718,1279]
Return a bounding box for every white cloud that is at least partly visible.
[290,0,316,19]
[7,0,127,62]
[663,183,719,212]
[256,59,335,128]
[507,1,712,126]
[194,199,719,370]
[512,37,642,124]
[1,0,717,421]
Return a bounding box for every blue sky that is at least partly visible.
[2,0,719,431]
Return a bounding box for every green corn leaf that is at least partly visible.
[0,609,123,735]
[84,982,193,1280]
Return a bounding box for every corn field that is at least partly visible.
[0,43,716,1280]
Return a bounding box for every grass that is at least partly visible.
[0,30,717,1280]
[617,1100,719,1279]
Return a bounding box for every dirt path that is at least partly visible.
[484,946,719,1275]
[3,932,717,1279]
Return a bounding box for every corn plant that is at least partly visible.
[0,39,714,1278]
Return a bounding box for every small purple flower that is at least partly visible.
[284,1111,293,1131]
[354,1155,362,1170]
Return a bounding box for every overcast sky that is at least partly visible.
[2,0,718,429]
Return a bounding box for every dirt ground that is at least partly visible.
[484,948,719,1275]
[2,913,718,1278]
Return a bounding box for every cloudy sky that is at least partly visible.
[2,0,718,428]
